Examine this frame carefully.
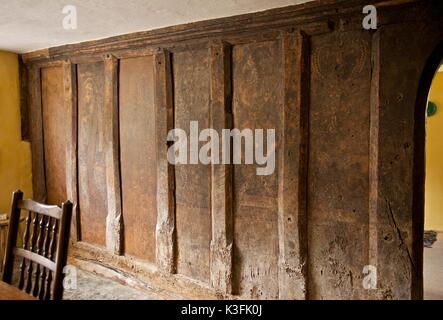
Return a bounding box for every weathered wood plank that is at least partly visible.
[18,0,442,301]
[154,49,176,273]
[28,67,47,203]
[368,30,381,300]
[104,55,123,255]
[277,31,309,300]
[209,41,233,294]
[371,20,443,300]
[63,61,80,241]
[231,40,283,299]
[19,58,30,141]
[77,62,108,247]
[119,56,157,262]
[307,30,372,300]
[173,48,212,283]
[41,66,67,205]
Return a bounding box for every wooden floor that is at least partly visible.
[424,232,443,300]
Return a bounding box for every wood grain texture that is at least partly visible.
[18,199,62,219]
[21,0,443,300]
[209,42,233,293]
[52,201,73,300]
[2,190,73,300]
[277,31,309,300]
[368,30,381,300]
[154,49,176,274]
[372,19,443,300]
[308,30,371,300]
[77,61,108,247]
[231,40,283,299]
[0,281,37,300]
[19,58,30,141]
[63,61,80,241]
[41,66,67,205]
[1,191,23,284]
[104,55,123,255]
[173,48,212,283]
[120,56,157,262]
[13,248,56,271]
[28,67,47,203]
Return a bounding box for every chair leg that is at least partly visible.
[2,190,23,283]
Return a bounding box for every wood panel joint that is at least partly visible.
[63,61,80,241]
[154,48,176,273]
[368,29,381,300]
[29,66,47,203]
[19,57,30,141]
[277,30,310,300]
[209,41,233,294]
[104,55,123,255]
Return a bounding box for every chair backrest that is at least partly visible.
[2,190,72,300]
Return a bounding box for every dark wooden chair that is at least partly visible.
[1,190,72,300]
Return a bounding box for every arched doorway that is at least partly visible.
[423,62,443,299]
[414,41,443,300]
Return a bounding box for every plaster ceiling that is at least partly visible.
[0,0,314,53]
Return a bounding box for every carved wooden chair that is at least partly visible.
[1,190,72,300]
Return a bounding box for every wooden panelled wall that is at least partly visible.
[22,0,443,299]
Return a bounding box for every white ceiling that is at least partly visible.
[0,0,314,53]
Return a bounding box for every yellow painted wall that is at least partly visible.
[426,70,443,231]
[0,51,33,214]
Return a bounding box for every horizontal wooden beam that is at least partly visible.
[20,0,423,65]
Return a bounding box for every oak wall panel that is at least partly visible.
[307,31,372,299]
[119,56,157,262]
[41,66,67,205]
[23,0,442,301]
[77,62,108,247]
[173,49,212,283]
[231,40,283,299]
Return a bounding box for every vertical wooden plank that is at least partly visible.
[119,56,157,262]
[28,66,46,203]
[278,31,309,300]
[231,40,282,299]
[308,31,371,299]
[104,55,123,255]
[19,58,30,141]
[370,22,436,300]
[63,61,80,241]
[41,66,67,205]
[77,62,107,247]
[173,49,211,283]
[210,41,233,293]
[368,30,380,300]
[154,49,176,273]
